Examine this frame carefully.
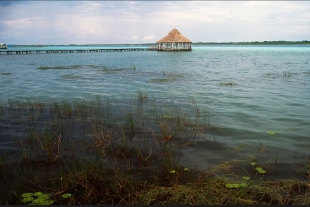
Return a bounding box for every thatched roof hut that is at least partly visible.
[156,28,192,51]
[0,43,8,49]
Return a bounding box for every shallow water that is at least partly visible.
[0,45,310,175]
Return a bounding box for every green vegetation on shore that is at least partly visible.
[194,40,310,45]
[0,95,310,205]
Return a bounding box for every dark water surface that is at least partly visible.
[0,45,310,178]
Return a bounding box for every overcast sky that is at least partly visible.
[0,1,309,44]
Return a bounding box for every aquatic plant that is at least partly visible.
[86,64,107,69]
[225,182,248,189]
[61,193,72,199]
[101,66,136,74]
[263,71,298,80]
[234,144,245,153]
[255,167,267,174]
[267,131,280,135]
[282,71,292,78]
[37,65,82,70]
[21,192,54,205]
[137,90,148,102]
[149,78,170,83]
[1,96,310,204]
[219,82,237,87]
[60,74,80,80]
[20,191,73,205]
[303,71,310,75]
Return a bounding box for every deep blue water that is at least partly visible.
[1,45,310,170]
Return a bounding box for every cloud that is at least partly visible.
[143,35,155,40]
[0,1,309,44]
[131,35,140,40]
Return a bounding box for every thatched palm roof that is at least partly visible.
[157,28,191,43]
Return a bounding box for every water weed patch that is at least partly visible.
[0,96,309,204]
[38,65,82,70]
[219,82,237,87]
[149,78,170,83]
[60,74,81,80]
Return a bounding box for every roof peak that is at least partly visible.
[157,28,192,43]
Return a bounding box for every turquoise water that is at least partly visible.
[1,45,310,171]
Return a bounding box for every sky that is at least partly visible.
[0,1,309,44]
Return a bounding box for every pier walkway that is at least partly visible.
[0,48,155,55]
[0,47,193,55]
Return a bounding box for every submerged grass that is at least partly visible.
[219,82,237,87]
[263,71,299,79]
[60,74,81,80]
[0,95,309,204]
[148,71,186,83]
[137,90,148,103]
[149,78,170,83]
[101,66,136,74]
[37,65,137,74]
[303,71,310,75]
[147,71,189,83]
[38,65,82,70]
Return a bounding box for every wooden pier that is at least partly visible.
[0,46,194,55]
[0,48,154,55]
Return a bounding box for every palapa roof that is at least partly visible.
[156,28,191,43]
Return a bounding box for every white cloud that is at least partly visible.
[0,1,309,44]
[143,35,155,40]
[132,35,140,40]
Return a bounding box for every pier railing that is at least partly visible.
[0,48,153,55]
[0,47,192,55]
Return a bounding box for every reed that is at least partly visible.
[137,90,148,103]
[282,71,292,78]
[0,96,309,204]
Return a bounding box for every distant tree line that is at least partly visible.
[193,40,310,45]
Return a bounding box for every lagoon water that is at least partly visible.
[1,45,310,175]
